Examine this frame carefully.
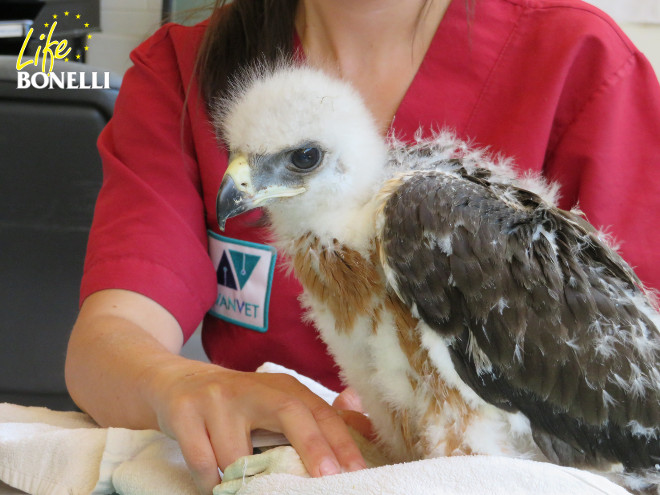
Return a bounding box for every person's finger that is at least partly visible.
[248,374,366,475]
[266,391,367,476]
[274,396,345,476]
[285,377,367,474]
[309,398,367,471]
[333,387,364,412]
[337,409,376,442]
[206,412,252,473]
[169,412,222,494]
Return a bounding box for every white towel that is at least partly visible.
[231,455,632,495]
[0,362,329,495]
[0,364,635,495]
[110,434,195,495]
[255,362,339,405]
[0,403,181,495]
[0,403,109,495]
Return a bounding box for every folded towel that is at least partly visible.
[256,362,338,405]
[0,403,168,495]
[0,364,634,495]
[111,434,195,495]
[0,362,331,495]
[230,455,632,495]
[0,403,109,495]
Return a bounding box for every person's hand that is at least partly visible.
[144,361,367,494]
[333,387,376,442]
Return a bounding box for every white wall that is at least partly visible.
[586,0,660,24]
[621,23,660,76]
[586,0,660,75]
[86,0,164,75]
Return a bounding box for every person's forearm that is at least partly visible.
[66,312,179,429]
[65,289,187,429]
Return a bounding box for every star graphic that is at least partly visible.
[34,10,95,64]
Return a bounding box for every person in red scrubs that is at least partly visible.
[65,0,660,493]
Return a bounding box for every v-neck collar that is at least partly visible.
[292,0,461,139]
[387,0,462,136]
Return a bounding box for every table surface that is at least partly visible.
[0,481,25,495]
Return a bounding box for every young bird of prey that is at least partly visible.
[214,64,660,492]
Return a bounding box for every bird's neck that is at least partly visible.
[270,196,380,257]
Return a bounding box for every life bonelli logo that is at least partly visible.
[15,10,109,89]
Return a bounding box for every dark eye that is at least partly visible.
[290,147,322,170]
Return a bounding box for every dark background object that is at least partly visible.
[0,56,119,410]
[0,0,100,61]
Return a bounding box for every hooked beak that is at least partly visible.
[217,153,255,231]
[216,152,307,230]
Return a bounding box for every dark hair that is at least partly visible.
[196,0,298,107]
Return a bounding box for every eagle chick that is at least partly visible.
[215,63,660,493]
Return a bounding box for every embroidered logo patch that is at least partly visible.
[208,231,277,332]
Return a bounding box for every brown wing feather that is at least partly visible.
[379,168,660,471]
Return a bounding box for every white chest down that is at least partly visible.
[300,289,546,464]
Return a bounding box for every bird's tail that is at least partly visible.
[610,466,660,495]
